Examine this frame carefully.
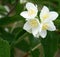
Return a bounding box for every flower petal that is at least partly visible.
[20,11,37,19]
[32,28,39,37]
[20,11,29,19]
[49,11,58,21]
[27,13,37,19]
[26,2,38,11]
[41,6,49,13]
[35,33,40,38]
[26,2,38,19]
[39,30,47,38]
[23,21,31,33]
[47,21,56,31]
[40,6,49,21]
[20,2,38,19]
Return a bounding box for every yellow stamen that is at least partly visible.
[28,9,36,16]
[42,14,49,21]
[42,23,49,30]
[29,19,38,28]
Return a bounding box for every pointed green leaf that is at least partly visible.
[41,31,60,57]
[0,39,10,57]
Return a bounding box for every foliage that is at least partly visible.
[0,0,60,57]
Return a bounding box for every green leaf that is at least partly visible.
[12,28,26,40]
[0,5,7,13]
[30,49,40,57]
[15,39,30,52]
[2,0,16,4]
[10,47,14,57]
[41,31,59,57]
[13,28,30,52]
[15,2,24,15]
[0,15,24,26]
[0,38,10,57]
[0,5,8,16]
[0,27,14,44]
[28,34,41,57]
[28,34,40,48]
[54,19,60,29]
[8,0,16,4]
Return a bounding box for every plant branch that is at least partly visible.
[14,32,28,45]
[23,43,41,57]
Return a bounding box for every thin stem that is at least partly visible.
[31,43,41,51]
[14,32,28,45]
[10,32,28,47]
[23,43,41,57]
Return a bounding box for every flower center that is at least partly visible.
[42,23,49,30]
[42,13,49,21]
[29,19,39,28]
[28,9,36,16]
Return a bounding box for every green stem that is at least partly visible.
[31,43,41,51]
[14,32,28,45]
[10,32,28,47]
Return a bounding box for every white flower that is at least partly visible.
[39,6,58,38]
[21,4,58,38]
[40,6,58,22]
[20,2,38,20]
[23,18,40,38]
[39,21,56,38]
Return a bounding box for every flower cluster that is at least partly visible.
[20,2,58,38]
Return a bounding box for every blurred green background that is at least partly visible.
[0,0,60,57]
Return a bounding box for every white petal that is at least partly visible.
[26,2,38,19]
[40,6,49,21]
[32,28,39,37]
[39,30,47,38]
[23,21,31,33]
[27,13,37,19]
[41,6,49,12]
[20,11,37,19]
[26,2,38,11]
[26,18,31,20]
[38,23,42,32]
[35,33,40,38]
[47,21,56,31]
[49,11,58,21]
[20,11,29,19]
[20,3,38,19]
